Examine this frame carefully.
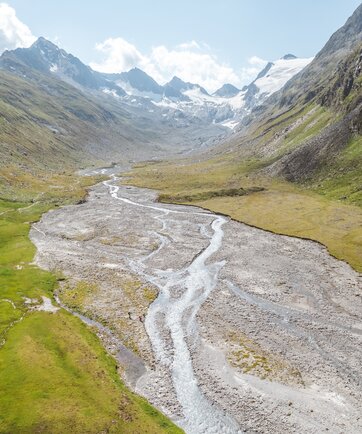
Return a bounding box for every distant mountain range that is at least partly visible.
[101,55,312,128]
[0,38,230,170]
[0,38,312,131]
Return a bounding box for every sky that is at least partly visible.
[0,0,361,92]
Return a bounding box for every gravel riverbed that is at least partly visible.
[30,173,362,434]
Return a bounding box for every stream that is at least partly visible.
[106,175,241,433]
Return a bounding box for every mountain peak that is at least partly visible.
[0,38,126,95]
[213,83,240,98]
[167,76,209,95]
[128,66,147,75]
[167,76,188,92]
[169,76,186,85]
[120,67,163,94]
[32,37,59,52]
[281,53,297,60]
[253,61,274,82]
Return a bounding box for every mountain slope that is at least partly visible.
[0,39,230,176]
[220,4,362,193]
[0,67,168,172]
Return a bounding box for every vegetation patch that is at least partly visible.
[227,331,303,385]
[308,134,362,206]
[58,273,158,358]
[58,280,99,312]
[159,186,265,204]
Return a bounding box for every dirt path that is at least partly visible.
[30,171,362,433]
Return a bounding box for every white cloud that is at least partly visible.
[0,3,36,53]
[91,37,244,93]
[90,37,146,73]
[177,40,201,50]
[147,45,240,92]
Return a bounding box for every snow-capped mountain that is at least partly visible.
[103,54,313,129]
[251,54,313,96]
[0,37,312,131]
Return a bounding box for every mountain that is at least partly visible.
[0,39,228,173]
[166,76,209,95]
[157,55,311,127]
[0,34,316,176]
[261,5,362,112]
[0,37,126,96]
[282,54,297,60]
[249,55,313,102]
[108,67,164,95]
[106,55,311,128]
[0,66,167,171]
[213,84,241,98]
[215,4,362,203]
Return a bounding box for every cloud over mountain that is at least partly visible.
[91,37,240,93]
[0,3,36,53]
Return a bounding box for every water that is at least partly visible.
[105,175,242,434]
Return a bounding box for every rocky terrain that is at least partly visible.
[30,171,362,433]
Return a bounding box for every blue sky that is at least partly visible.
[0,1,361,90]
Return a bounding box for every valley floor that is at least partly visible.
[30,170,362,433]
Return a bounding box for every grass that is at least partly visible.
[159,186,265,203]
[309,135,362,206]
[0,172,183,433]
[0,311,181,434]
[227,332,302,384]
[199,187,362,272]
[278,106,332,154]
[59,280,99,312]
[125,152,362,272]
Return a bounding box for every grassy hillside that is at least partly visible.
[0,68,175,173]
[0,173,182,434]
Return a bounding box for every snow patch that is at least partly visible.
[222,119,240,130]
[102,88,120,98]
[49,64,58,73]
[254,57,313,95]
